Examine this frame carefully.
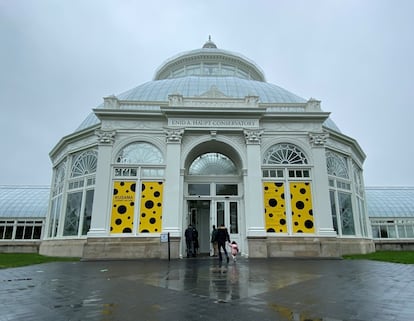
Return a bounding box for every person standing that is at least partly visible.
[215,224,230,263]
[185,224,194,258]
[210,225,218,257]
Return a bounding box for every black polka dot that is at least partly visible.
[113,188,118,195]
[120,182,125,186]
[269,213,273,218]
[145,200,154,209]
[118,205,127,214]
[115,218,122,225]
[130,202,134,206]
[296,201,305,210]
[268,199,277,207]
[141,213,146,217]
[142,184,146,191]
[150,218,156,224]
[154,191,160,197]
[294,222,298,226]
[305,220,314,229]
[131,183,136,192]
[300,188,306,194]
[275,183,283,187]
[264,186,269,191]
[309,209,313,216]
[267,228,275,232]
[141,229,149,233]
[281,193,285,199]
[280,219,286,225]
[123,227,132,233]
[157,202,162,207]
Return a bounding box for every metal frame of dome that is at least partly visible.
[153,39,266,82]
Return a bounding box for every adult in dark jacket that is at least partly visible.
[185,225,195,258]
[215,224,230,263]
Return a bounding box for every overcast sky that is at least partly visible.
[1,0,413,187]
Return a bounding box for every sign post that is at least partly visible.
[160,232,170,261]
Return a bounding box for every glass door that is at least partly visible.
[214,200,240,246]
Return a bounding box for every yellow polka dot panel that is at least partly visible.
[139,181,163,233]
[110,181,136,234]
[290,182,315,233]
[263,182,287,233]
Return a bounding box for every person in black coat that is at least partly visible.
[215,224,230,263]
[185,225,194,258]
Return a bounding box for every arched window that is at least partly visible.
[62,149,98,237]
[71,150,98,177]
[111,142,165,235]
[48,161,66,238]
[263,143,308,165]
[326,151,349,179]
[189,153,237,175]
[326,150,355,236]
[116,142,163,164]
[262,143,314,235]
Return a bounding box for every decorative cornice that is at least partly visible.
[244,129,263,144]
[309,132,329,147]
[165,128,184,143]
[95,129,116,145]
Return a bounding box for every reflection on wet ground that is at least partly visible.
[1,257,413,320]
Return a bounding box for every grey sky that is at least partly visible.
[1,0,413,187]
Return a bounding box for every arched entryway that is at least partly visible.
[183,141,244,256]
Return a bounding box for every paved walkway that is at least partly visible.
[1,256,413,321]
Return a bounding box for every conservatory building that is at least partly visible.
[40,39,374,259]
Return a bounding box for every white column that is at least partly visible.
[243,130,266,237]
[309,132,336,236]
[161,129,184,237]
[88,130,115,237]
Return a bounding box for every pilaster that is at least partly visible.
[88,130,115,237]
[243,129,266,238]
[161,128,184,237]
[309,132,336,237]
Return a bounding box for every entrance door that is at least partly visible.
[214,200,240,249]
[187,200,211,254]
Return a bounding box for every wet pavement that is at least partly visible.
[1,256,413,321]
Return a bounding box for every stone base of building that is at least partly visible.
[374,239,414,251]
[39,239,86,258]
[258,237,375,258]
[82,237,181,260]
[0,241,40,253]
[38,236,375,259]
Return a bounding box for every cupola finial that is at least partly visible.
[202,35,217,49]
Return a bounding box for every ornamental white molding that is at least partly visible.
[104,120,162,130]
[244,129,264,144]
[103,95,119,109]
[305,98,322,111]
[309,132,329,147]
[95,129,116,144]
[168,87,259,109]
[165,128,184,143]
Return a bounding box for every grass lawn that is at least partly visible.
[343,250,414,264]
[0,253,80,269]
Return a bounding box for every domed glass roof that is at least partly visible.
[116,76,306,103]
[74,39,341,133]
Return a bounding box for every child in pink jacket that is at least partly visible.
[230,241,239,261]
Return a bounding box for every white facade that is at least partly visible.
[40,40,374,259]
